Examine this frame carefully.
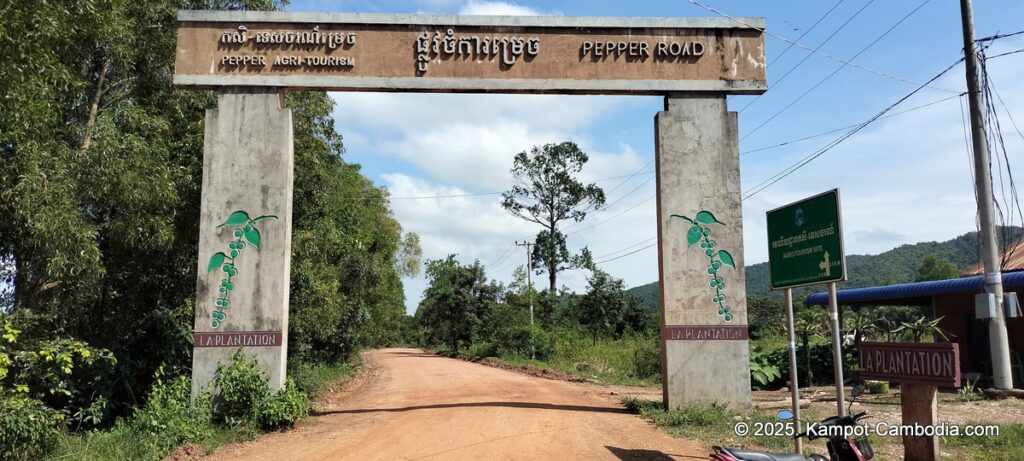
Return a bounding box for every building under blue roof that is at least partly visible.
[805,272,1024,387]
[804,271,1024,307]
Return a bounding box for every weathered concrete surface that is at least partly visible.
[655,94,752,410]
[192,88,293,398]
[901,384,939,461]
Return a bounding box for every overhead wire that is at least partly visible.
[740,93,965,156]
[736,0,867,114]
[594,237,657,259]
[740,0,936,141]
[687,0,959,93]
[741,55,966,201]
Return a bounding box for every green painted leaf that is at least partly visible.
[251,214,278,223]
[687,226,702,247]
[207,252,227,272]
[695,210,723,225]
[718,250,735,268]
[243,226,261,248]
[219,211,250,227]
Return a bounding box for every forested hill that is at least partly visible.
[626,227,1024,309]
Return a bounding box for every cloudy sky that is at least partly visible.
[288,0,1024,313]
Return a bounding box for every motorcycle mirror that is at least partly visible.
[852,384,865,397]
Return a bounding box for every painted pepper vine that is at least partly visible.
[671,211,736,321]
[206,210,277,328]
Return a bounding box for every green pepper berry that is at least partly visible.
[233,230,242,237]
[230,249,239,258]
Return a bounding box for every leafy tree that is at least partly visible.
[915,254,961,281]
[395,232,423,278]
[500,142,605,291]
[416,256,501,353]
[0,0,409,426]
[747,297,784,339]
[572,269,648,342]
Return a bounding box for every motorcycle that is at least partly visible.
[710,384,874,461]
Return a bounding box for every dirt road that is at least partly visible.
[204,348,704,461]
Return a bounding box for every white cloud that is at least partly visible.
[331,92,638,190]
[457,0,545,16]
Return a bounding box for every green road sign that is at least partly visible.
[767,189,846,289]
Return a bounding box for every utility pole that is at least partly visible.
[515,240,535,359]
[960,0,1013,390]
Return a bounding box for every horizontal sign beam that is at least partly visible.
[858,341,961,387]
[174,11,767,95]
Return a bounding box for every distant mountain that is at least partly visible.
[626,227,1024,309]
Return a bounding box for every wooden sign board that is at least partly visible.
[859,341,961,387]
[173,11,767,95]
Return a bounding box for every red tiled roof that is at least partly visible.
[963,238,1024,275]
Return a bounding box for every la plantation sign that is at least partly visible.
[173,11,766,94]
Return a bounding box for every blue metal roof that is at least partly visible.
[804,271,1024,306]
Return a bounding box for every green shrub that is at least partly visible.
[212,350,310,431]
[492,325,555,360]
[258,378,310,430]
[466,341,498,359]
[213,351,270,428]
[0,394,62,461]
[633,342,661,380]
[749,346,782,390]
[126,370,214,456]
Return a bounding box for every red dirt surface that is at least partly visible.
[201,348,705,460]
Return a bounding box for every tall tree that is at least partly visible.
[0,0,409,421]
[915,254,960,281]
[415,256,501,353]
[572,269,647,342]
[501,142,605,291]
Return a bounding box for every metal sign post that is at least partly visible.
[783,288,802,453]
[767,189,848,419]
[828,282,845,416]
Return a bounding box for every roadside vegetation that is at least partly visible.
[1,1,415,459]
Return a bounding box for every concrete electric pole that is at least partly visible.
[515,240,535,359]
[959,0,1014,390]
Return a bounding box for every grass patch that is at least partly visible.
[45,354,361,461]
[943,423,1024,461]
[502,333,661,386]
[292,353,363,399]
[620,396,795,452]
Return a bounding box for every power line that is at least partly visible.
[563,171,654,232]
[765,0,846,69]
[741,0,937,141]
[567,194,656,236]
[486,245,516,268]
[976,30,1024,43]
[741,55,966,201]
[740,93,965,156]
[687,0,959,93]
[595,236,657,259]
[594,242,657,264]
[736,0,868,114]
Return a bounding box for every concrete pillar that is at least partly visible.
[655,94,752,410]
[191,88,293,398]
